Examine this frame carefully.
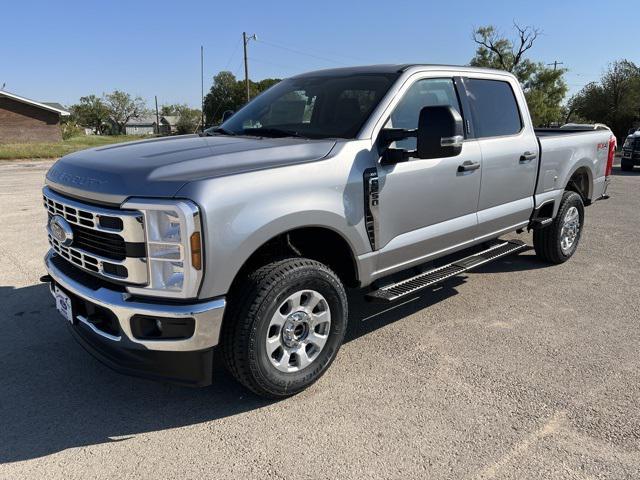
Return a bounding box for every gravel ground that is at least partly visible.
[1,160,639,479]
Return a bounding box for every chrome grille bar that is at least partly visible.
[43,186,148,285]
[43,186,145,243]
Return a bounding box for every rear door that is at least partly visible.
[463,77,539,238]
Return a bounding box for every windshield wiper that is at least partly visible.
[242,127,307,139]
[203,127,235,136]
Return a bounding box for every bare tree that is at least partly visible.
[471,22,541,72]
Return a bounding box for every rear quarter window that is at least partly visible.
[466,79,522,138]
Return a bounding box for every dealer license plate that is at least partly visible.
[54,286,74,324]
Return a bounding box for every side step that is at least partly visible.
[366,240,528,302]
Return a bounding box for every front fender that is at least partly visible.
[177,155,372,298]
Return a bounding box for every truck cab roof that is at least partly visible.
[292,64,516,79]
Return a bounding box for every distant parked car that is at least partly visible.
[622,129,640,171]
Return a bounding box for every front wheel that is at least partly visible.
[222,258,348,398]
[533,191,584,264]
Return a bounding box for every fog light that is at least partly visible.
[130,315,195,340]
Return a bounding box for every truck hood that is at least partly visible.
[46,134,337,205]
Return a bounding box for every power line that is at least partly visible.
[223,38,243,71]
[255,38,347,66]
[547,60,565,71]
[259,38,373,63]
[247,57,301,71]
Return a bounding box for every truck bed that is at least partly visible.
[534,127,611,201]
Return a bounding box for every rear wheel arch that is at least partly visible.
[565,166,593,203]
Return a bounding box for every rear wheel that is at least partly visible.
[533,191,584,264]
[621,159,634,171]
[222,258,348,398]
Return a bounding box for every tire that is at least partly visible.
[621,159,634,172]
[221,258,348,398]
[533,191,584,264]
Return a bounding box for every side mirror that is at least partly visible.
[416,106,464,159]
[221,110,235,122]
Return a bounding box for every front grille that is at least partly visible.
[43,187,148,285]
[44,195,120,230]
[72,224,127,260]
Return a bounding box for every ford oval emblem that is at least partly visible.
[49,215,74,246]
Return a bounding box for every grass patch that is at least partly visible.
[0,135,145,160]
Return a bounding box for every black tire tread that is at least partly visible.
[221,257,346,398]
[533,191,583,264]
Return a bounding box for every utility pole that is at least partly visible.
[243,32,257,103]
[201,45,205,131]
[154,95,160,135]
[547,60,564,71]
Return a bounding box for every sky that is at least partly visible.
[1,0,638,110]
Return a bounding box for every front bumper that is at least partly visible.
[621,150,640,164]
[44,250,226,386]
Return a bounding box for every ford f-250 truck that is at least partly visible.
[42,65,615,398]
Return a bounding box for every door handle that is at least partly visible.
[520,151,537,163]
[458,160,480,172]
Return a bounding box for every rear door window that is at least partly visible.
[465,79,522,138]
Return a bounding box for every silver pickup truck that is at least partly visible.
[42,65,614,397]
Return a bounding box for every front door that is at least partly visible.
[373,77,482,275]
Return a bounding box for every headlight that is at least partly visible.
[623,139,631,149]
[121,198,203,299]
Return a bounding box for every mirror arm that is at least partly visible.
[378,128,418,164]
[380,128,417,145]
[380,148,415,165]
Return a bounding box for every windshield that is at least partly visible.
[216,73,399,139]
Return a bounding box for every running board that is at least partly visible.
[366,240,528,302]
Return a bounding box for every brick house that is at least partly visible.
[0,90,70,143]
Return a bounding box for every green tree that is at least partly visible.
[567,61,640,141]
[175,105,202,134]
[103,90,147,134]
[160,104,177,116]
[203,71,281,126]
[159,103,202,133]
[470,23,568,126]
[69,95,109,134]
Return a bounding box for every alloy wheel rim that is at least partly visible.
[560,206,580,253]
[266,289,331,373]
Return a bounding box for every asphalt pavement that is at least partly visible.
[0,159,638,479]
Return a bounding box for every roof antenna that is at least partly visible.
[0,83,5,91]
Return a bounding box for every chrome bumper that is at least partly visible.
[45,250,226,352]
